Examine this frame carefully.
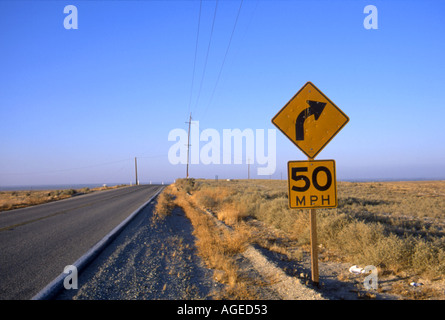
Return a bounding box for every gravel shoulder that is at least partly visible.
[55,197,324,300]
[56,203,219,300]
[55,195,403,300]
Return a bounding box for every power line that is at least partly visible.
[203,0,244,116]
[193,0,219,116]
[187,0,203,115]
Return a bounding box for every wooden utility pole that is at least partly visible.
[308,157,319,286]
[310,208,319,285]
[134,157,138,185]
[186,113,192,179]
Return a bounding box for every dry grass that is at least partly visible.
[176,196,256,299]
[153,185,176,221]
[163,178,445,299]
[0,184,128,212]
[153,179,261,299]
[152,178,445,299]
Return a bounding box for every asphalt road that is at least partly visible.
[0,185,162,300]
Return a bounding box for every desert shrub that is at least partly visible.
[154,189,175,220]
[410,239,444,276]
[193,187,233,211]
[62,189,77,196]
[256,198,300,236]
[318,213,445,276]
[217,202,251,225]
[317,215,405,269]
[175,178,197,194]
[196,192,219,210]
[220,225,251,256]
[318,213,351,248]
[263,189,288,200]
[438,250,445,275]
[289,210,311,245]
[226,192,260,218]
[333,220,383,261]
[368,233,408,270]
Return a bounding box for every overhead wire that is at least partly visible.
[203,0,244,117]
[193,0,219,117]
[187,0,203,115]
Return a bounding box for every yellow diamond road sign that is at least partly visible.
[272,82,349,159]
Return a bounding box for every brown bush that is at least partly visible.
[153,187,175,220]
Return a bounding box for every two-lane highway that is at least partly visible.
[0,185,163,300]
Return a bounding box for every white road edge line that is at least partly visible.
[31,186,164,300]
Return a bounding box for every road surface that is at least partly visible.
[0,185,162,300]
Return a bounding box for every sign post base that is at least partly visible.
[310,208,319,286]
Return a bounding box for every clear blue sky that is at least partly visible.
[1,0,444,186]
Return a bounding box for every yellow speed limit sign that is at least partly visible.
[288,160,337,209]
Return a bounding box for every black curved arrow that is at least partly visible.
[295,100,326,141]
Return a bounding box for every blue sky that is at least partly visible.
[1,0,444,186]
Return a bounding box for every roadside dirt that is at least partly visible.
[203,207,404,300]
[55,195,419,300]
[56,203,220,300]
[243,218,401,300]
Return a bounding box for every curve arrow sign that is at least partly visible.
[295,100,326,141]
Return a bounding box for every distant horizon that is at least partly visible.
[1,177,444,191]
